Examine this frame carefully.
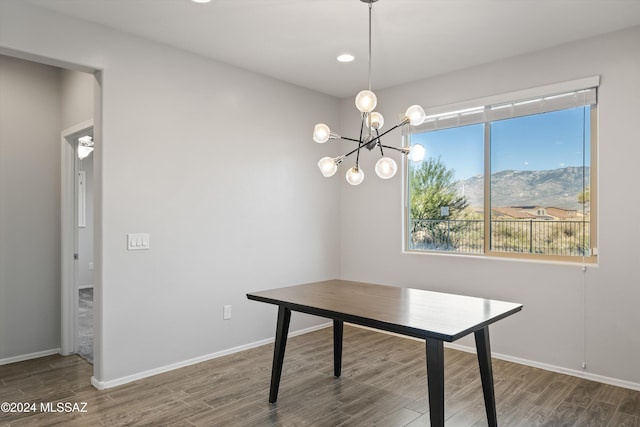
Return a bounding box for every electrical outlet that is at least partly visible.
[223,305,232,320]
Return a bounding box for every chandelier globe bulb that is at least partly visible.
[408,144,426,162]
[313,123,331,143]
[375,157,397,179]
[367,112,384,130]
[405,105,426,126]
[346,166,365,185]
[355,90,377,113]
[317,157,338,177]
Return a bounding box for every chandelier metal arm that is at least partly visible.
[379,144,410,155]
[369,120,407,141]
[339,136,361,143]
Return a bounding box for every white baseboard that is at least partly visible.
[90,376,103,390]
[91,322,332,390]
[0,348,60,366]
[445,341,640,392]
[88,320,640,393]
[348,323,640,392]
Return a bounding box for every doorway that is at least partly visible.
[61,122,94,364]
[0,52,101,384]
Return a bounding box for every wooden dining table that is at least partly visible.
[247,279,523,426]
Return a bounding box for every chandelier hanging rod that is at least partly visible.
[367,0,373,92]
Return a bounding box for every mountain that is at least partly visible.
[457,166,590,210]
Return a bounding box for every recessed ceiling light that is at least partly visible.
[337,53,355,63]
[191,0,211,3]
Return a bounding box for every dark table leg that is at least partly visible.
[426,338,445,427]
[475,326,498,427]
[269,306,291,403]
[333,320,343,377]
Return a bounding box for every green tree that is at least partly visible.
[409,157,470,250]
[409,157,468,221]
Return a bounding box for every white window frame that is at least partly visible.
[403,77,599,263]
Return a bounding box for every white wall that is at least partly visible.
[339,26,640,387]
[0,55,62,360]
[0,1,341,384]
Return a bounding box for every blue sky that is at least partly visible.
[410,107,590,181]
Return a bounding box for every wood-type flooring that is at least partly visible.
[1,325,639,426]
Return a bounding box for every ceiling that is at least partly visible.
[24,0,640,98]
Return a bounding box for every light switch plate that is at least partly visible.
[127,233,150,250]
[223,305,232,320]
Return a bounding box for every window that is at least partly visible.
[405,80,597,262]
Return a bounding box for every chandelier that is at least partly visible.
[313,0,426,185]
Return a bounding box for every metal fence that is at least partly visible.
[409,219,590,256]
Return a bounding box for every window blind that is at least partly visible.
[414,77,598,133]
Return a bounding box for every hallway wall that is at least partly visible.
[0,55,62,361]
